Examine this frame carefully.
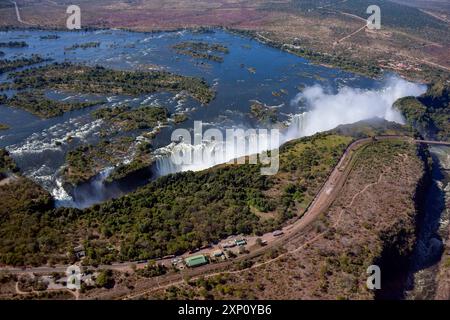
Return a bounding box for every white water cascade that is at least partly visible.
[154,76,427,177]
[153,129,278,176]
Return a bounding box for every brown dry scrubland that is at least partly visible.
[434,156,450,300]
[0,0,448,81]
[436,225,450,299]
[145,140,428,300]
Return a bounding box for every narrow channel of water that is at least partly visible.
[405,146,450,299]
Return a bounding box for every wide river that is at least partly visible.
[0,28,425,208]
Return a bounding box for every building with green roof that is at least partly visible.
[184,254,208,268]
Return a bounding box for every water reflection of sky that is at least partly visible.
[0,28,380,203]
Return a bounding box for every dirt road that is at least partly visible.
[8,1,32,25]
[121,136,412,299]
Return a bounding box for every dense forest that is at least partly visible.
[63,137,139,186]
[0,41,28,48]
[395,81,450,141]
[92,105,169,131]
[65,42,100,51]
[62,105,170,185]
[0,149,18,179]
[0,133,351,266]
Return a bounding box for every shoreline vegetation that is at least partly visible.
[0,55,48,74]
[7,90,105,118]
[0,26,446,82]
[64,41,100,51]
[173,41,229,62]
[105,140,154,184]
[92,105,168,132]
[0,132,355,266]
[61,105,172,186]
[227,27,449,82]
[6,62,215,105]
[0,118,415,267]
[0,150,18,180]
[395,81,450,141]
[63,137,146,186]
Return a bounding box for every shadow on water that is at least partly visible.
[63,144,188,209]
[66,165,154,209]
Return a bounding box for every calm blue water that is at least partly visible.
[0,28,379,206]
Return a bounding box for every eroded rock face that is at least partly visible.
[432,147,450,300]
[149,140,429,300]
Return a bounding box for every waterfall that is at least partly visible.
[52,177,74,207]
[153,130,276,175]
[283,112,308,143]
[154,140,239,176]
[59,166,116,209]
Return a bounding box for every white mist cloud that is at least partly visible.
[155,76,427,177]
[285,76,427,139]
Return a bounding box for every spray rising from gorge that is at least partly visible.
[0,29,427,209]
[52,76,426,208]
[155,76,427,176]
[285,76,426,139]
